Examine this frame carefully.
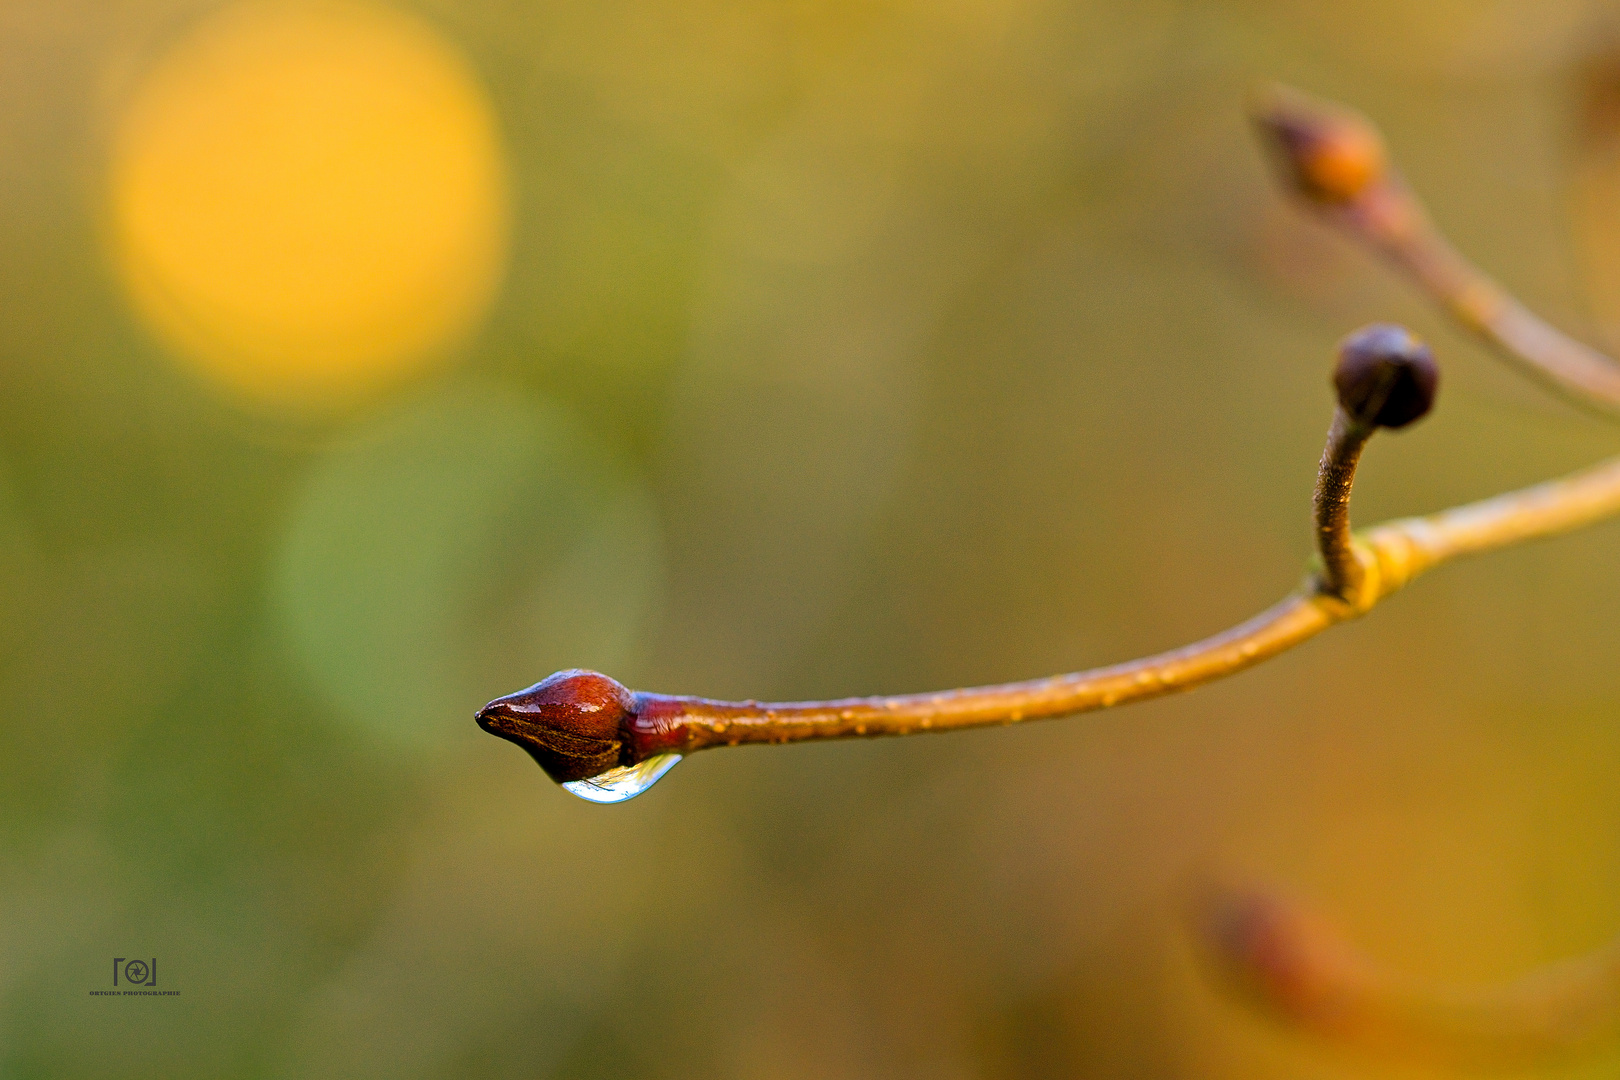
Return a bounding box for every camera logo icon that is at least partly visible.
[113,958,157,987]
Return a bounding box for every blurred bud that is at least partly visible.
[1251,84,1387,204]
[1193,882,1369,1027]
[477,669,635,783]
[1334,324,1438,429]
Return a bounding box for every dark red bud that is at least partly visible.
[476,669,635,783]
[1334,324,1438,429]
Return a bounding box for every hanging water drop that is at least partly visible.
[561,753,682,804]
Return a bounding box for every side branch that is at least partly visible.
[1313,409,1371,602]
[1193,880,1620,1067]
[1252,84,1620,414]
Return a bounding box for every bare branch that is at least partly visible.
[1192,880,1620,1068]
[1252,83,1620,414]
[477,330,1620,794]
[476,91,1620,803]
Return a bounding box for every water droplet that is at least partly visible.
[560,753,682,804]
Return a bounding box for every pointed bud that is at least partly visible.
[1334,324,1438,429]
[1192,882,1367,1026]
[476,669,635,783]
[1251,84,1387,204]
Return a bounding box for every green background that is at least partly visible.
[7,1,1620,1076]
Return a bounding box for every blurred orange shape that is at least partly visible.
[1193,880,1620,1069]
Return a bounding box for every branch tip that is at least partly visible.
[1253,85,1620,415]
[1334,324,1438,430]
[476,669,635,783]
[1249,83,1387,204]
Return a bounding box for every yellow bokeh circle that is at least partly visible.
[109,0,509,410]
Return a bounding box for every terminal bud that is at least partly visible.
[1251,84,1387,203]
[476,669,635,783]
[1334,324,1438,429]
[1193,881,1371,1029]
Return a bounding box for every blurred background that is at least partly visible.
[7,0,1620,1076]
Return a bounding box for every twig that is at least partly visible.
[1314,323,1438,600]
[1313,409,1372,602]
[477,92,1620,800]
[1251,83,1620,414]
[1192,880,1620,1068]
[475,329,1620,789]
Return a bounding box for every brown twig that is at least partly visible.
[1192,880,1620,1068]
[477,92,1620,800]
[1313,408,1372,603]
[475,326,1620,793]
[1314,324,1438,602]
[1251,83,1620,414]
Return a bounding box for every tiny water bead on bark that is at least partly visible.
[1334,324,1438,429]
[1250,85,1386,204]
